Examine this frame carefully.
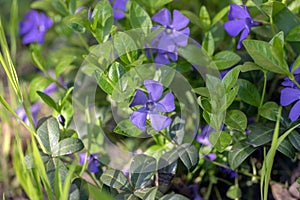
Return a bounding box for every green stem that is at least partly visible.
[257,71,267,121]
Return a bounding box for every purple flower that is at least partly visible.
[224,4,259,49]
[218,164,237,179]
[19,9,53,45]
[196,125,216,146]
[130,80,175,131]
[79,153,101,173]
[109,0,128,21]
[280,64,300,121]
[16,103,41,126]
[204,153,217,161]
[151,8,190,64]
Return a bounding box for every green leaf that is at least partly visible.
[159,194,189,200]
[51,0,69,16]
[228,142,256,169]
[168,116,185,145]
[222,67,240,91]
[134,187,158,200]
[288,130,300,151]
[286,25,300,41]
[180,10,202,28]
[213,51,241,70]
[130,1,152,34]
[202,32,214,56]
[212,6,230,26]
[52,138,84,157]
[114,119,143,137]
[37,117,60,154]
[178,144,198,170]
[130,154,156,189]
[30,44,47,73]
[239,62,261,72]
[225,110,247,131]
[154,0,173,10]
[246,123,274,147]
[225,85,239,109]
[199,6,211,31]
[259,101,279,121]
[100,169,132,192]
[115,193,138,200]
[37,91,58,111]
[278,139,296,159]
[292,55,300,73]
[96,62,126,95]
[237,79,261,107]
[63,9,90,33]
[113,32,138,64]
[209,131,232,152]
[243,39,290,75]
[29,77,52,101]
[226,185,242,199]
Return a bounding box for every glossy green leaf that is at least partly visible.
[114,119,143,137]
[178,144,198,170]
[239,62,261,72]
[114,32,138,64]
[115,193,138,200]
[159,194,189,200]
[52,138,84,157]
[100,169,132,192]
[130,1,152,34]
[292,55,300,73]
[225,85,239,109]
[286,25,300,41]
[209,131,232,152]
[168,116,185,144]
[246,123,274,147]
[278,139,296,159]
[225,110,247,131]
[237,79,261,107]
[213,51,241,70]
[288,130,300,151]
[37,91,58,111]
[130,154,156,189]
[259,101,279,121]
[243,39,290,75]
[37,117,60,154]
[29,77,52,101]
[63,9,90,33]
[228,142,256,169]
[222,67,240,91]
[199,6,211,31]
[134,187,158,200]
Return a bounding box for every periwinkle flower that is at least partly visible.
[196,125,215,146]
[218,164,237,179]
[130,80,175,131]
[151,8,190,64]
[224,4,259,49]
[19,9,53,45]
[79,153,101,173]
[16,103,41,126]
[109,0,128,21]
[280,64,300,122]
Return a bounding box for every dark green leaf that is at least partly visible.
[246,123,274,147]
[115,193,138,200]
[209,131,232,152]
[278,139,296,159]
[287,25,300,41]
[178,144,199,170]
[259,101,279,121]
[37,91,58,111]
[100,169,132,192]
[225,85,239,109]
[202,32,214,56]
[52,138,84,157]
[225,110,247,131]
[237,79,261,107]
[213,51,241,70]
[159,194,189,200]
[114,119,143,137]
[37,117,60,154]
[168,116,185,144]
[130,1,152,34]
[288,130,300,151]
[180,10,202,28]
[130,154,156,189]
[228,142,256,169]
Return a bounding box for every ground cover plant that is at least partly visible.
[0,0,300,199]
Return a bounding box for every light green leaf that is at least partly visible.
[226,185,242,199]
[209,131,232,152]
[159,194,189,200]
[228,142,256,169]
[52,138,84,157]
[113,32,138,64]
[202,32,214,56]
[213,51,241,70]
[37,117,60,154]
[259,101,279,121]
[134,187,158,200]
[199,6,211,31]
[222,67,240,91]
[225,110,247,131]
[130,1,152,34]
[114,119,143,137]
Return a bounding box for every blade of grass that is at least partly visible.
[9,0,18,62]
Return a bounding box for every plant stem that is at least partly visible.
[257,71,267,121]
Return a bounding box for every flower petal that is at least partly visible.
[152,8,171,26]
[172,10,189,30]
[224,20,246,37]
[173,28,190,47]
[144,80,163,101]
[88,157,101,173]
[130,107,147,131]
[280,88,300,106]
[237,27,250,49]
[130,89,148,107]
[289,100,300,122]
[149,113,172,131]
[228,4,251,20]
[155,52,171,64]
[156,92,175,112]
